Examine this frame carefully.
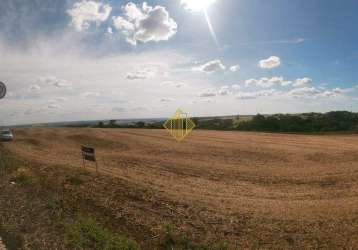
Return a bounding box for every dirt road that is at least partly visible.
[3,128,358,248]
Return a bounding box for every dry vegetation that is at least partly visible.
[1,128,358,249]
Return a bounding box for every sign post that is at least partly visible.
[81,145,98,173]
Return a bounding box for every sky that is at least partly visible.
[1,0,358,125]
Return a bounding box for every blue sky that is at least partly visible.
[0,0,358,125]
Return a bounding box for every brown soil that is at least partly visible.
[2,128,358,249]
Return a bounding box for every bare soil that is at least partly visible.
[1,128,358,249]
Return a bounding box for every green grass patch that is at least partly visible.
[9,173,33,185]
[66,216,139,250]
[160,223,229,250]
[65,175,84,186]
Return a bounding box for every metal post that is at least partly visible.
[0,149,4,176]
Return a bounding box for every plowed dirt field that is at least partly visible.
[3,128,358,249]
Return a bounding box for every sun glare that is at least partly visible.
[181,0,217,12]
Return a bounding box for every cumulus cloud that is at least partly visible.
[194,59,226,73]
[67,0,112,31]
[245,76,291,88]
[112,2,177,45]
[230,65,240,72]
[293,77,313,87]
[258,56,281,69]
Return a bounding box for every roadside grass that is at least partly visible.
[0,145,23,174]
[1,145,230,249]
[66,216,139,250]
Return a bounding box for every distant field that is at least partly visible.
[2,128,358,249]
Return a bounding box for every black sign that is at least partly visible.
[81,145,96,162]
[0,82,6,100]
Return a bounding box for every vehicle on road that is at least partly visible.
[0,129,13,141]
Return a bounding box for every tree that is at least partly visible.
[109,120,116,128]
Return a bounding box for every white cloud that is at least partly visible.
[29,84,41,91]
[287,86,343,99]
[113,107,125,112]
[293,77,313,87]
[81,92,100,98]
[198,89,217,97]
[67,1,112,31]
[218,86,231,96]
[161,81,186,88]
[289,87,320,97]
[245,76,291,88]
[259,38,305,45]
[47,104,61,109]
[231,84,241,90]
[234,86,346,100]
[181,0,217,12]
[112,16,135,32]
[230,65,240,72]
[319,88,345,97]
[258,56,281,69]
[39,76,72,88]
[53,97,68,102]
[24,109,39,115]
[194,59,226,73]
[112,2,177,45]
[198,85,235,97]
[123,2,144,21]
[235,92,257,100]
[126,68,156,80]
[236,89,278,100]
[160,98,174,102]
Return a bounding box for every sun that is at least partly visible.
[181,0,217,12]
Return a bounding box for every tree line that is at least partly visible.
[236,111,358,133]
[93,111,358,133]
